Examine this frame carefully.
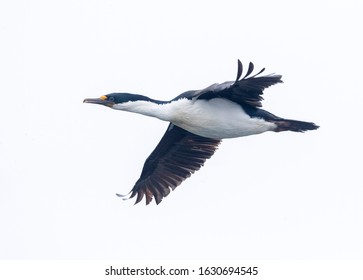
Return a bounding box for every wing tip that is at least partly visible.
[235,60,282,82]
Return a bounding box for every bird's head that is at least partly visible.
[83,93,152,109]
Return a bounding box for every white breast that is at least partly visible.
[169,98,277,139]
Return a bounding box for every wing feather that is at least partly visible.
[197,61,283,108]
[235,59,243,82]
[242,62,254,79]
[121,124,221,205]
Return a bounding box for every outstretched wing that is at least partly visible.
[118,123,221,205]
[193,60,283,108]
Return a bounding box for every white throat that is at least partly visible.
[112,100,180,122]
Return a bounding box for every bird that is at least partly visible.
[84,60,318,205]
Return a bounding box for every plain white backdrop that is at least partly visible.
[1,0,362,261]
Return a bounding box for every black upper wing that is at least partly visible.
[182,60,283,108]
[226,61,282,107]
[119,123,221,205]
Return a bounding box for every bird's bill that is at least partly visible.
[83,96,114,107]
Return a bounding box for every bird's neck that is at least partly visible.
[113,99,175,121]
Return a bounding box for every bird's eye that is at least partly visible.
[108,96,115,102]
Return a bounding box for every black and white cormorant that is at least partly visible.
[84,60,319,205]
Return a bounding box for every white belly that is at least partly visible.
[170,98,277,139]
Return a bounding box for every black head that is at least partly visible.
[83,93,151,108]
[106,93,151,103]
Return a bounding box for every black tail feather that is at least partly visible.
[273,119,319,132]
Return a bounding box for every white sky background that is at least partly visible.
[0,0,362,260]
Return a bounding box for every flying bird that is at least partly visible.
[84,60,318,205]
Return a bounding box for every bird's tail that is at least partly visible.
[273,119,319,132]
